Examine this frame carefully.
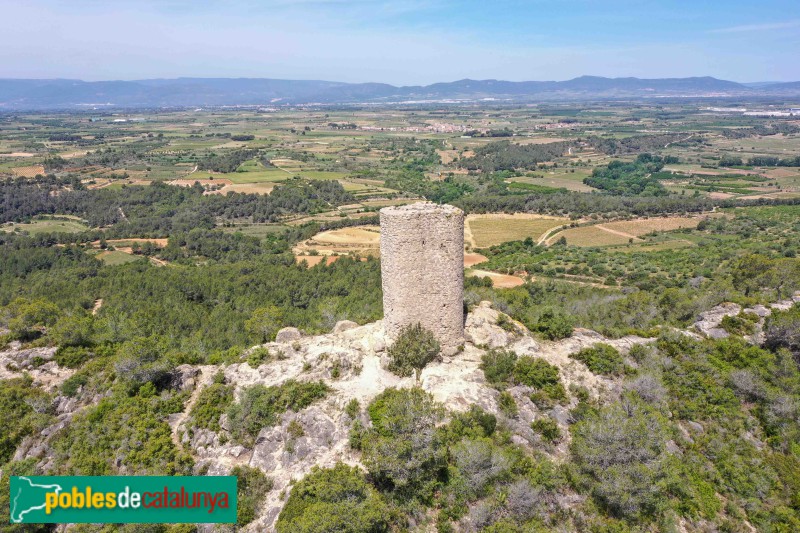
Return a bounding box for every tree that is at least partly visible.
[764,305,800,358]
[386,323,440,378]
[571,400,666,519]
[363,388,446,500]
[3,298,60,341]
[245,306,285,343]
[277,463,390,533]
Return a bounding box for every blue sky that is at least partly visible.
[2,0,799,84]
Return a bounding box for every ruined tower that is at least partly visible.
[380,202,464,353]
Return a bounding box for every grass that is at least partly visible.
[191,169,289,184]
[602,217,702,237]
[220,224,289,237]
[468,215,569,248]
[96,250,141,265]
[1,218,89,235]
[508,170,595,192]
[297,171,349,180]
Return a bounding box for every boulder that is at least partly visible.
[332,320,359,334]
[465,302,513,348]
[171,364,200,391]
[745,304,771,318]
[275,327,302,344]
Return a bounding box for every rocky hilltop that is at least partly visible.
[3,293,798,530]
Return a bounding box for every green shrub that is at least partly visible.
[54,346,92,368]
[441,405,498,444]
[277,463,391,533]
[51,391,193,475]
[364,387,446,500]
[720,312,758,336]
[61,373,89,397]
[513,356,560,388]
[387,323,440,378]
[0,458,40,529]
[514,356,567,406]
[531,417,561,443]
[526,308,575,340]
[189,383,234,432]
[480,349,517,387]
[246,347,271,368]
[0,376,54,464]
[498,391,518,417]
[232,465,273,526]
[227,380,330,446]
[571,343,625,375]
[345,398,360,419]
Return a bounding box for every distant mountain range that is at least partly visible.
[1,76,799,109]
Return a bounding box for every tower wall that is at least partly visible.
[380,202,464,353]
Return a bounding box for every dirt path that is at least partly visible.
[91,299,103,315]
[171,365,217,450]
[594,224,643,241]
[270,160,295,174]
[664,134,693,148]
[538,223,570,245]
[464,219,477,248]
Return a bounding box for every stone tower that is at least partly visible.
[380,202,464,353]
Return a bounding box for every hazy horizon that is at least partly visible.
[0,74,797,85]
[2,0,799,85]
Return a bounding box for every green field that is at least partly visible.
[95,250,141,265]
[1,217,89,234]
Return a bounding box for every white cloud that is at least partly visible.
[709,19,800,34]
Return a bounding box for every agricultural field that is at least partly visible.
[294,226,382,257]
[0,216,89,235]
[466,214,570,247]
[547,225,633,247]
[2,103,800,533]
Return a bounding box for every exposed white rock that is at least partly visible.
[332,320,359,334]
[693,302,741,339]
[178,301,661,530]
[0,345,72,391]
[275,327,302,344]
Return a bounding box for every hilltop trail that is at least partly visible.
[170,365,217,450]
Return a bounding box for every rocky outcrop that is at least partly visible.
[770,291,800,311]
[174,302,658,531]
[693,302,742,339]
[464,301,520,348]
[0,344,72,391]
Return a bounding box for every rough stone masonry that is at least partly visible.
[380,202,465,353]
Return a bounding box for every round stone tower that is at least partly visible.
[380,202,464,354]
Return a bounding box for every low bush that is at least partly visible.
[571,343,625,375]
[277,463,391,532]
[227,380,330,447]
[387,323,440,378]
[480,349,517,387]
[232,465,273,526]
[190,383,234,432]
[531,417,561,443]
